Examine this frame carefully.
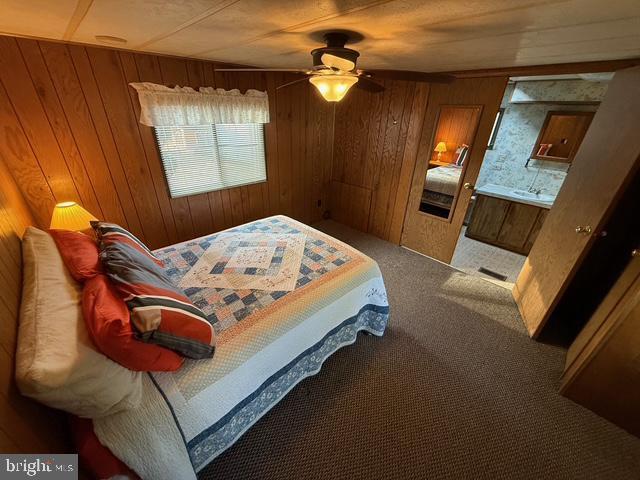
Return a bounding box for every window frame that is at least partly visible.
[487,108,505,150]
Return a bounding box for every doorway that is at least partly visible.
[446,75,610,288]
[400,66,640,340]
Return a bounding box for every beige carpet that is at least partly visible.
[199,220,640,480]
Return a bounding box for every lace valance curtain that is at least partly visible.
[129,82,270,126]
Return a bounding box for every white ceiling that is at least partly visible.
[1,0,639,72]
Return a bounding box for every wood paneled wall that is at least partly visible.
[331,80,430,242]
[0,35,334,250]
[0,159,69,453]
[0,32,512,252]
[430,106,482,165]
[329,77,509,248]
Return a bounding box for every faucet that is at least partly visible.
[527,166,543,196]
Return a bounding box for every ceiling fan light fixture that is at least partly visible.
[309,75,358,102]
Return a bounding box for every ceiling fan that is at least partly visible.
[216,31,455,102]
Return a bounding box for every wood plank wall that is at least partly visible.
[0,35,334,250]
[330,77,508,248]
[0,32,508,251]
[0,160,69,453]
[331,80,430,242]
[430,106,482,165]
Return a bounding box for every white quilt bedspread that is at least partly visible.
[92,216,389,480]
[425,164,462,196]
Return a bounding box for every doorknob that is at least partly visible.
[463,182,474,190]
[575,225,592,234]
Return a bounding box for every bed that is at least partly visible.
[90,215,389,479]
[422,164,463,209]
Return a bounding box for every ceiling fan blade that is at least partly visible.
[276,76,310,90]
[216,68,310,73]
[365,69,455,84]
[355,76,385,93]
[321,53,355,72]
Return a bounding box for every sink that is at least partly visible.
[510,189,555,203]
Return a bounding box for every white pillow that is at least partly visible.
[16,227,142,418]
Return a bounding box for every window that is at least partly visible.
[155,123,266,198]
[487,108,504,149]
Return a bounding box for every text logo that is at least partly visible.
[0,455,77,479]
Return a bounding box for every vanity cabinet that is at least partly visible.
[466,194,548,255]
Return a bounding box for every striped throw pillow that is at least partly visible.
[96,225,215,360]
[92,221,163,267]
[454,144,470,166]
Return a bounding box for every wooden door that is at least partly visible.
[560,253,640,437]
[513,66,640,337]
[401,77,507,262]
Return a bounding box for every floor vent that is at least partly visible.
[478,267,508,281]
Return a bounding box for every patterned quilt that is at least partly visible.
[93,216,389,480]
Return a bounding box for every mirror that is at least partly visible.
[419,105,482,219]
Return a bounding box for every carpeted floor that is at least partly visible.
[200,220,640,480]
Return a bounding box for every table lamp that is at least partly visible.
[434,141,447,160]
[50,202,97,232]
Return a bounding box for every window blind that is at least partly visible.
[154,124,266,198]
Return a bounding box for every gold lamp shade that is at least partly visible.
[434,141,447,153]
[309,75,358,102]
[434,141,447,160]
[50,202,97,232]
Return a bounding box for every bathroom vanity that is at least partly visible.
[465,184,554,255]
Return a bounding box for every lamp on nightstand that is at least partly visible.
[50,202,97,232]
[434,141,447,160]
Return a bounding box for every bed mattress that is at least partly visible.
[425,164,462,196]
[93,216,389,480]
[421,190,454,209]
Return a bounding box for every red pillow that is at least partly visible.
[49,229,102,282]
[70,416,140,480]
[83,274,183,371]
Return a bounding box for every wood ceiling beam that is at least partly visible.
[446,58,640,78]
[62,0,94,40]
